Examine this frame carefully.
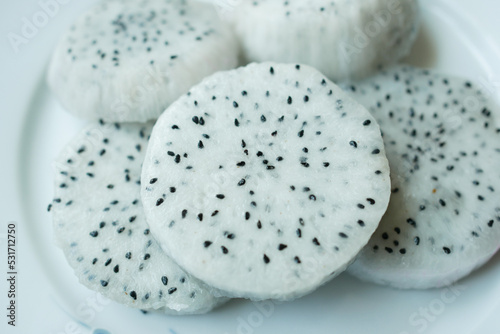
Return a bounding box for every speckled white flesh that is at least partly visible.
[48,0,239,122]
[345,66,500,289]
[141,62,391,301]
[50,122,226,314]
[231,0,419,82]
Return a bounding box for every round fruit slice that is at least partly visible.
[50,121,225,314]
[141,62,391,301]
[232,0,420,81]
[48,0,238,122]
[345,66,500,289]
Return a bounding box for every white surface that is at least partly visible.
[1,0,500,333]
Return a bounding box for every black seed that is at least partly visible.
[198,213,203,221]
[129,291,137,300]
[323,162,330,167]
[287,96,292,104]
[263,254,270,263]
[125,252,131,259]
[221,246,229,254]
[350,141,358,148]
[211,210,219,217]
[105,258,112,266]
[363,120,371,126]
[385,247,393,254]
[443,247,451,254]
[245,212,250,220]
[156,198,164,206]
[168,288,177,294]
[339,233,348,239]
[117,227,125,234]
[278,244,288,251]
[129,216,136,223]
[269,67,274,75]
[414,237,420,245]
[367,198,375,205]
[101,280,108,287]
[161,276,168,285]
[357,204,365,209]
[204,241,212,248]
[174,155,181,163]
[400,249,406,255]
[170,187,176,193]
[216,194,225,199]
[439,199,446,207]
[382,233,389,240]
[357,220,365,227]
[296,228,302,238]
[407,218,416,227]
[192,116,199,124]
[233,101,239,108]
[113,265,119,273]
[298,130,304,137]
[92,258,98,265]
[257,221,262,229]
[238,179,246,186]
[488,220,494,227]
[312,238,320,246]
[182,209,188,218]
[372,149,380,155]
[266,166,275,170]
[309,195,316,201]
[90,231,98,237]
[144,254,150,260]
[198,140,204,149]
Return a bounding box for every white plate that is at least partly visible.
[2,0,500,333]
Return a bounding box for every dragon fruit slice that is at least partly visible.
[47,0,238,122]
[345,66,500,289]
[231,0,420,81]
[141,62,391,301]
[50,121,226,314]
